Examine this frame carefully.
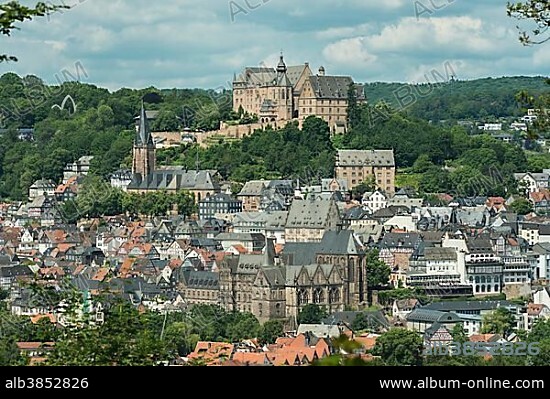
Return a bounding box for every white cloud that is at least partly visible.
[323,37,378,67]
[0,0,546,89]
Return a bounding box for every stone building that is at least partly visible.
[298,74,364,134]
[284,196,341,242]
[233,54,364,133]
[216,230,367,324]
[335,149,396,194]
[126,103,220,202]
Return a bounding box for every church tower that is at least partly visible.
[132,102,156,178]
[274,53,293,121]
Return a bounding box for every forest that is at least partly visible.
[365,76,549,122]
[0,72,548,201]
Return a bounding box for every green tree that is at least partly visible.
[351,312,383,333]
[346,82,361,130]
[0,337,27,366]
[352,176,376,199]
[526,319,550,366]
[412,154,434,173]
[225,312,261,342]
[259,320,284,345]
[481,307,516,337]
[28,317,59,342]
[0,2,68,62]
[365,249,391,289]
[509,198,534,215]
[297,304,327,325]
[507,1,550,45]
[450,323,468,344]
[48,300,169,366]
[163,322,199,356]
[313,334,367,366]
[372,328,424,366]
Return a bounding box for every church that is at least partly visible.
[126,102,220,202]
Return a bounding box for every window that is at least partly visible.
[313,288,324,304]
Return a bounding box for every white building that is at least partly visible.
[362,190,388,213]
[63,155,93,184]
[514,172,549,194]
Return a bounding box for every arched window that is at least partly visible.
[329,287,340,304]
[313,288,324,304]
[298,289,309,305]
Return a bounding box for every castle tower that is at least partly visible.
[132,101,156,177]
[274,53,293,121]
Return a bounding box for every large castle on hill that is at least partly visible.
[232,54,365,134]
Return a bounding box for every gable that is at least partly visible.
[313,265,327,285]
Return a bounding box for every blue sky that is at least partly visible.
[1,0,548,90]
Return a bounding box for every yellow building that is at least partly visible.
[232,54,365,133]
[335,149,396,194]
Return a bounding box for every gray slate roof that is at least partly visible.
[423,247,457,261]
[181,270,219,289]
[380,232,421,249]
[286,64,309,87]
[336,149,395,167]
[128,169,219,191]
[233,211,288,229]
[308,76,365,100]
[422,300,516,313]
[285,198,338,228]
[238,180,268,196]
[316,230,363,255]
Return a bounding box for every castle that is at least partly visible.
[232,54,365,134]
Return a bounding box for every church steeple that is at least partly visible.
[276,52,287,74]
[136,101,153,147]
[132,101,156,177]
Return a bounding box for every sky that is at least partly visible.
[0,0,548,91]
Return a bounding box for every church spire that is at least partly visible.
[136,101,153,147]
[276,51,287,74]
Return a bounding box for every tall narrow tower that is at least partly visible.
[275,53,293,120]
[132,101,156,177]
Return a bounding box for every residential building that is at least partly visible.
[28,179,56,200]
[335,149,396,194]
[110,169,133,191]
[63,156,93,184]
[284,196,341,242]
[362,190,388,213]
[237,180,268,212]
[198,193,242,220]
[232,211,288,244]
[514,172,549,194]
[520,303,550,332]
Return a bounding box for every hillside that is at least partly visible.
[364,76,549,121]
